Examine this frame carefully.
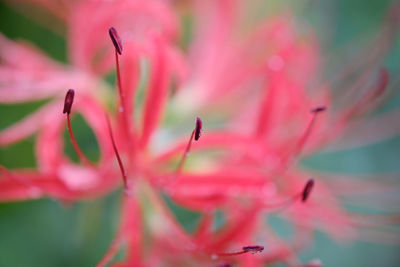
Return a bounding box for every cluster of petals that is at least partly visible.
[1,0,400,266]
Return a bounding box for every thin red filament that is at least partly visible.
[110,27,131,150]
[295,105,327,156]
[63,89,92,165]
[106,114,128,189]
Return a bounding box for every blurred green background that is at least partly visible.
[0,0,400,266]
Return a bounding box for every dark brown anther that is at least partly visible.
[302,179,315,202]
[310,105,327,113]
[109,27,123,55]
[216,262,232,267]
[194,117,202,141]
[63,89,75,114]
[242,245,264,254]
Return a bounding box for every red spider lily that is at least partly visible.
[0,0,185,200]
[1,1,400,267]
[0,1,266,265]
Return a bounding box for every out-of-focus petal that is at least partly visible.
[0,101,59,145]
[140,38,170,148]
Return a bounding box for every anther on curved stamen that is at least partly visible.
[63,89,75,114]
[109,27,131,151]
[175,117,203,174]
[242,245,264,254]
[194,117,202,141]
[310,105,327,113]
[216,262,232,267]
[302,179,315,202]
[295,105,327,156]
[262,179,316,212]
[106,114,128,190]
[109,27,123,55]
[215,245,264,257]
[63,89,91,165]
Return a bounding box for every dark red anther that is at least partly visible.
[242,245,264,254]
[63,89,75,114]
[310,105,327,113]
[109,27,123,55]
[194,117,202,141]
[302,179,315,202]
[216,262,232,267]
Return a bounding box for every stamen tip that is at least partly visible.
[63,89,75,114]
[194,117,202,141]
[311,105,327,113]
[242,245,264,254]
[302,179,315,202]
[109,27,123,55]
[216,262,232,267]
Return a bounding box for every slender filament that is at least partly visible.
[106,114,128,189]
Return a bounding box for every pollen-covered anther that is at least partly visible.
[194,117,202,141]
[109,27,123,55]
[242,245,264,254]
[310,105,327,113]
[302,179,315,202]
[63,89,75,114]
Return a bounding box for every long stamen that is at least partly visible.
[263,179,316,212]
[215,245,264,257]
[97,112,134,267]
[63,89,92,165]
[294,105,326,156]
[176,117,202,174]
[109,27,131,143]
[106,114,128,190]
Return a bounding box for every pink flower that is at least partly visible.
[1,1,400,266]
[0,0,185,200]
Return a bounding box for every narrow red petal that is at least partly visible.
[140,39,170,147]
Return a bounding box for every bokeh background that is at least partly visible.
[0,0,400,266]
